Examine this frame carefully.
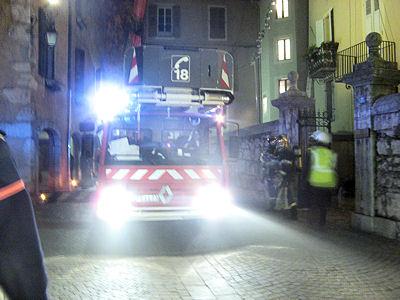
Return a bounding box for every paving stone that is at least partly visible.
[31,198,400,300]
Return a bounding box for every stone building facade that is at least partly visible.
[0,0,104,197]
[0,0,37,192]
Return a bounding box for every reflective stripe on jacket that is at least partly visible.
[308,146,338,188]
[0,179,25,201]
[0,134,25,200]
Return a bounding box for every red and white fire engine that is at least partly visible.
[89,45,237,227]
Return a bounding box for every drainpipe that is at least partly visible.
[325,79,333,133]
[253,56,262,124]
[66,0,72,189]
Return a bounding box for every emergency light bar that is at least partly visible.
[92,84,233,121]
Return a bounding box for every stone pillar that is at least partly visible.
[271,71,315,146]
[342,32,400,233]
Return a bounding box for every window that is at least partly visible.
[157,6,172,36]
[209,6,226,40]
[74,48,85,103]
[148,5,180,38]
[277,38,290,60]
[278,78,290,94]
[276,0,289,19]
[38,8,55,80]
[374,0,380,10]
[365,0,381,34]
[262,95,268,114]
[366,0,371,14]
[316,9,334,45]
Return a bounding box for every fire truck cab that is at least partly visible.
[88,46,236,227]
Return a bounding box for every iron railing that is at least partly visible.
[298,109,331,129]
[335,40,396,82]
[307,42,339,80]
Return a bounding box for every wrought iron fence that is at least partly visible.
[335,40,396,82]
[298,109,332,163]
[298,109,331,129]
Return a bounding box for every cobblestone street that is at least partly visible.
[34,200,400,299]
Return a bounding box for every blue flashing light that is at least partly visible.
[92,84,130,121]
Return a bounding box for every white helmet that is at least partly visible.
[311,130,331,145]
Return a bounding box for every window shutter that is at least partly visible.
[330,9,334,42]
[75,48,85,104]
[38,8,47,77]
[315,19,324,46]
[148,4,157,37]
[173,5,180,38]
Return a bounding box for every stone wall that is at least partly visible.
[342,32,400,240]
[372,93,400,238]
[229,120,279,207]
[0,0,36,190]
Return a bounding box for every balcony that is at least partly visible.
[335,40,396,82]
[306,42,339,80]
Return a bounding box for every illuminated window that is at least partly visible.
[262,95,268,114]
[277,38,290,60]
[276,0,289,19]
[278,78,289,94]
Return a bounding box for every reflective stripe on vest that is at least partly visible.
[308,147,338,188]
[0,179,25,201]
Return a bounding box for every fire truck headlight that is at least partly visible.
[194,184,233,219]
[92,84,130,121]
[215,114,225,124]
[97,185,132,228]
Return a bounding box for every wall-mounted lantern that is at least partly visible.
[46,30,57,46]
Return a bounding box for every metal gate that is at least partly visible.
[298,109,331,159]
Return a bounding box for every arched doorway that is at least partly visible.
[38,129,60,192]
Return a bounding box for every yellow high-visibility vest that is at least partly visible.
[308,146,338,188]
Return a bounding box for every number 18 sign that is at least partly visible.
[171,55,190,83]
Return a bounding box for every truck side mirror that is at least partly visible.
[81,134,94,158]
[80,133,96,187]
[79,121,95,132]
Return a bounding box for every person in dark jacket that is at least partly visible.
[302,130,338,226]
[0,130,48,299]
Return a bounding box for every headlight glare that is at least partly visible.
[194,184,233,219]
[97,185,133,228]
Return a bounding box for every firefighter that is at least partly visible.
[303,130,338,226]
[0,130,48,299]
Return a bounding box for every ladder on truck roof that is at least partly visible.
[126,86,234,108]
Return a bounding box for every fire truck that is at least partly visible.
[86,45,236,227]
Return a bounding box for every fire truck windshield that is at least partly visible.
[103,114,223,166]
